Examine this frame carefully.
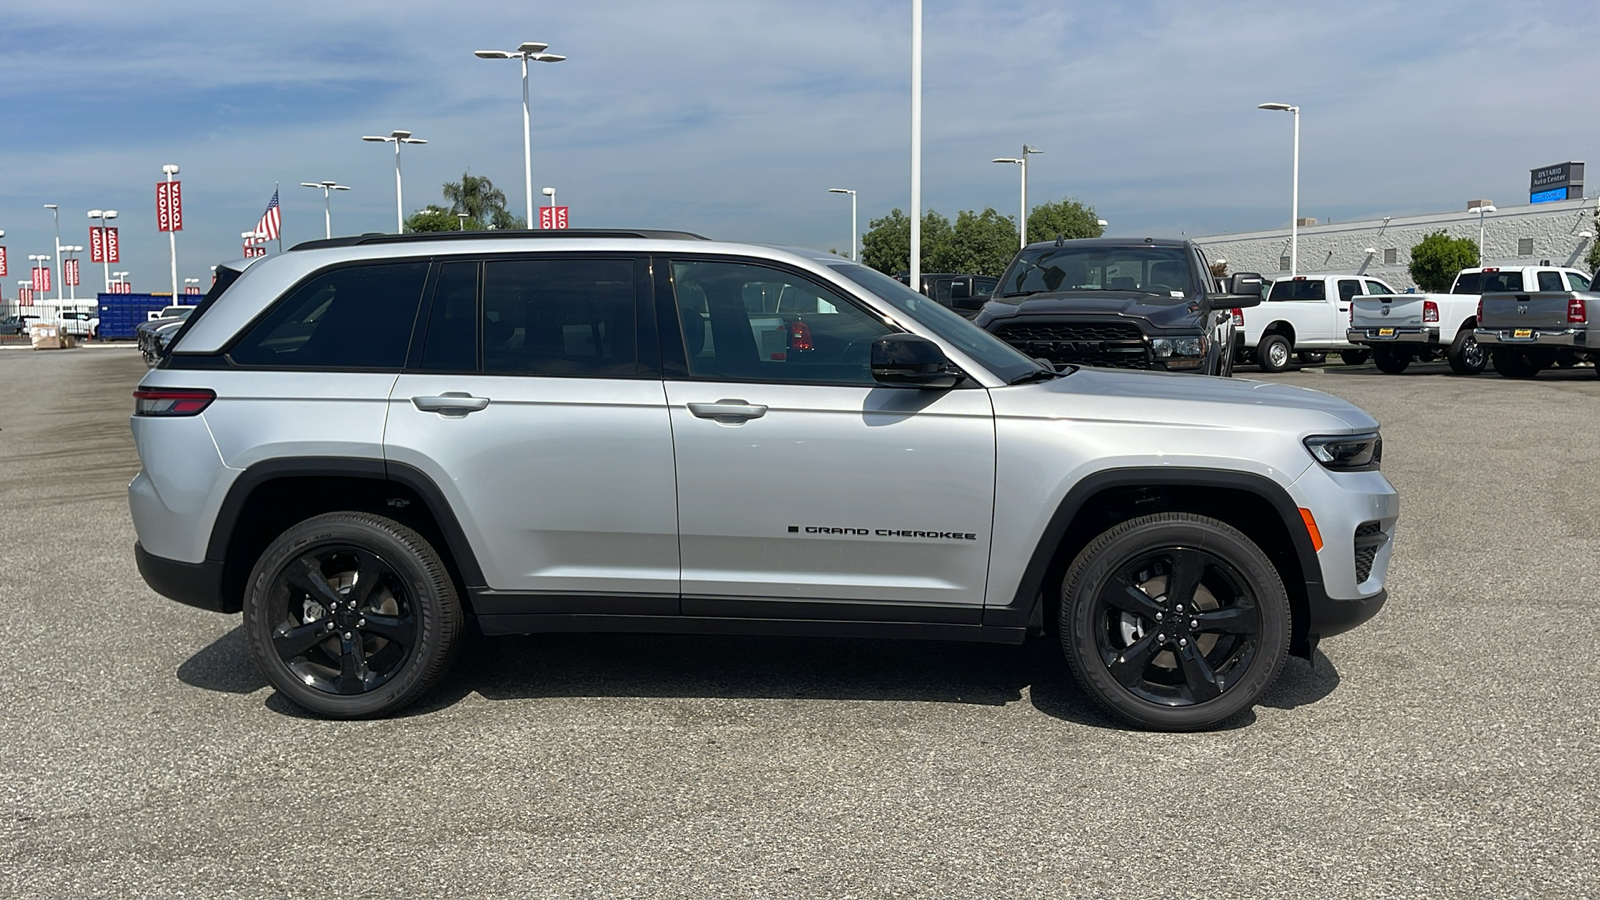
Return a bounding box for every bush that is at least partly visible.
[1408,231,1479,292]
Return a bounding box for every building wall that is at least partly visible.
[1194,196,1597,289]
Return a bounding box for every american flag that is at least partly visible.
[254,189,281,241]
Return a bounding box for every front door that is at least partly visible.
[660,257,996,621]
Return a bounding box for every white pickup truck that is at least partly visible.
[1347,265,1591,375]
[1239,274,1400,372]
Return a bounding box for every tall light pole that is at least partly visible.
[43,204,62,301]
[1258,103,1300,275]
[1472,202,1497,264]
[361,130,426,233]
[910,1,922,289]
[59,245,83,301]
[475,42,567,227]
[86,209,118,292]
[300,180,352,239]
[992,145,1042,249]
[827,188,857,261]
[162,164,180,300]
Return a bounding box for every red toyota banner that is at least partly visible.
[90,227,105,263]
[41,266,51,293]
[64,258,79,287]
[539,206,570,230]
[156,181,184,232]
[184,286,202,295]
[20,287,32,304]
[106,227,120,263]
[0,246,7,277]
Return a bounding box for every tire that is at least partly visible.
[1058,513,1290,732]
[1257,335,1292,373]
[1446,330,1487,376]
[1297,351,1326,365]
[1492,348,1541,379]
[244,512,463,718]
[1372,346,1410,374]
[1339,350,1370,366]
[1555,350,1581,369]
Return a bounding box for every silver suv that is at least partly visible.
[130,230,1398,730]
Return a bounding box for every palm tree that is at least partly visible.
[441,173,524,229]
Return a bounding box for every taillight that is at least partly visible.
[1569,297,1587,324]
[787,320,814,353]
[1230,307,1244,327]
[1476,298,1483,322]
[133,388,215,417]
[1423,300,1439,323]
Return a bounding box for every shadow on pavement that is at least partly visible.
[176,624,268,694]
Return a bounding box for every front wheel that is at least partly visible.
[1257,335,1292,373]
[1372,346,1411,374]
[1447,331,1487,376]
[244,512,463,718]
[1059,513,1290,731]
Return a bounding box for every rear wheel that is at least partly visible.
[1257,335,1292,373]
[1339,350,1370,366]
[1372,346,1411,374]
[1446,330,1487,376]
[1059,513,1290,731]
[1492,348,1542,379]
[1297,351,1326,364]
[244,512,463,718]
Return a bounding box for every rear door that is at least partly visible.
[383,255,680,610]
[661,256,996,620]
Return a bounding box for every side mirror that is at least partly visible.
[1219,271,1264,309]
[871,334,962,389]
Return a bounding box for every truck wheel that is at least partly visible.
[1257,335,1292,373]
[1297,351,1326,364]
[1372,347,1410,374]
[1058,513,1289,731]
[1492,349,1541,379]
[244,512,463,719]
[1339,350,1370,365]
[1446,331,1487,376]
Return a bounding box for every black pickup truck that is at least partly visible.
[974,237,1262,376]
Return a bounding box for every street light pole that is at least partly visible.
[827,188,857,261]
[1258,103,1300,275]
[910,0,922,289]
[475,42,567,227]
[162,164,180,300]
[992,145,1042,249]
[44,205,62,302]
[59,245,82,301]
[361,131,426,233]
[86,209,118,293]
[300,181,352,239]
[1475,203,1497,263]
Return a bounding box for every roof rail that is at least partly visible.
[288,228,712,251]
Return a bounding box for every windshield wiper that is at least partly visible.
[1007,368,1061,385]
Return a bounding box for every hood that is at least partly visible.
[982,291,1203,329]
[997,366,1380,434]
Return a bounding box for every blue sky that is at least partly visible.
[0,0,1594,296]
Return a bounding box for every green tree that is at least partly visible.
[1409,230,1479,292]
[440,172,526,230]
[405,205,482,233]
[1588,213,1600,273]
[861,208,954,275]
[1026,197,1104,244]
[944,207,1020,276]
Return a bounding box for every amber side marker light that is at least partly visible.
[1298,508,1324,552]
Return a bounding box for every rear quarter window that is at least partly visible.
[229,261,429,369]
[1268,279,1324,301]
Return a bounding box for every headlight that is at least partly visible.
[1304,432,1382,471]
[1172,337,1203,356]
[1151,338,1173,358]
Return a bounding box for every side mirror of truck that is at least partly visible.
[1219,272,1264,309]
[871,334,962,389]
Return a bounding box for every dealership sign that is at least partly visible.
[156,181,184,232]
[1530,162,1584,204]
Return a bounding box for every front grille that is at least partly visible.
[1353,521,1384,583]
[992,321,1150,369]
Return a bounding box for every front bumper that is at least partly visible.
[1475,327,1588,347]
[135,542,231,613]
[1305,586,1387,642]
[1290,464,1399,646]
[1347,325,1439,346]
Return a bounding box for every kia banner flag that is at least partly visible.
[106,227,120,263]
[90,227,105,263]
[156,181,184,232]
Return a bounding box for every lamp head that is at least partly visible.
[390,129,412,139]
[1097,219,1109,227]
[541,187,556,196]
[161,164,180,174]
[1257,102,1294,112]
[1364,247,1377,255]
[827,188,853,195]
[361,135,389,142]
[517,41,550,54]
[991,158,1021,164]
[474,49,512,59]
[1023,145,1042,154]
[87,209,103,218]
[531,53,566,63]
[44,204,57,210]
[1581,231,1595,240]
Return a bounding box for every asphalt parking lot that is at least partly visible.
[2,347,1596,899]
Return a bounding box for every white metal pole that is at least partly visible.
[1019,151,1028,249]
[1479,209,1486,262]
[1290,108,1300,277]
[522,55,534,227]
[99,215,110,293]
[394,140,404,233]
[910,0,922,289]
[166,170,179,301]
[50,208,62,302]
[851,191,858,262]
[325,187,333,240]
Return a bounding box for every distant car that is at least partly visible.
[58,309,101,339]
[137,307,195,364]
[1,315,28,335]
[896,273,999,318]
[148,305,194,322]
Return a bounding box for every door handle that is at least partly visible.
[412,392,490,414]
[687,400,768,422]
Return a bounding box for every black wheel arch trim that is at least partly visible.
[984,466,1329,653]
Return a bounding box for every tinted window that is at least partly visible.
[1364,280,1397,295]
[972,277,997,297]
[1337,280,1361,302]
[997,245,1194,297]
[419,261,478,371]
[1536,271,1564,292]
[673,260,893,384]
[230,262,427,368]
[482,258,638,377]
[1451,272,1481,294]
[1479,272,1524,292]
[1268,279,1325,302]
[1567,272,1591,291]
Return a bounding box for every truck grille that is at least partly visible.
[991,321,1151,369]
[1353,521,1385,584]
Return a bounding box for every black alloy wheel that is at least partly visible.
[1371,346,1411,374]
[1059,513,1289,731]
[1339,350,1370,366]
[244,512,462,718]
[1447,330,1487,376]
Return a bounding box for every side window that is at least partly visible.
[1567,272,1592,291]
[1364,280,1395,296]
[671,259,895,385]
[1537,271,1564,292]
[419,261,478,371]
[1337,280,1361,302]
[480,258,638,377]
[230,261,428,369]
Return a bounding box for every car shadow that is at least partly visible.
[178,626,1345,730]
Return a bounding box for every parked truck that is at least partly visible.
[1347,266,1591,375]
[1240,274,1400,372]
[96,294,181,341]
[1475,271,1597,378]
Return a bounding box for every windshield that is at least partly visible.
[996,245,1194,299]
[1268,279,1326,301]
[828,264,1047,384]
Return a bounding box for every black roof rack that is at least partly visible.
[288,228,711,252]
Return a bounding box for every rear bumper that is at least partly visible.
[135,542,232,613]
[1347,326,1438,346]
[1475,327,1588,347]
